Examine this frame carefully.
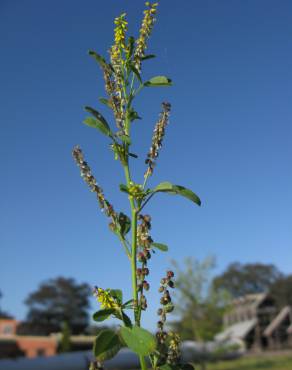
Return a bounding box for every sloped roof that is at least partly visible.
[263,306,291,337]
[232,293,267,309]
[215,318,257,342]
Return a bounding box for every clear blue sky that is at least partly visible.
[1,0,292,330]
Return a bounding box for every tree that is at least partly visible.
[171,257,230,342]
[20,277,91,335]
[269,274,292,308]
[213,262,282,298]
[0,290,12,319]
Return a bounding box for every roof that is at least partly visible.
[263,306,291,337]
[215,318,257,342]
[232,293,267,309]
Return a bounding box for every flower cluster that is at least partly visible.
[156,271,180,366]
[134,2,158,71]
[136,214,153,310]
[109,13,128,130]
[103,67,124,130]
[72,146,118,225]
[145,102,171,178]
[93,287,120,310]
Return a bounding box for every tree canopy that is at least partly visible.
[18,277,91,335]
[170,257,230,341]
[213,262,282,298]
[269,274,292,308]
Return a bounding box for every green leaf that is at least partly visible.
[120,326,156,356]
[84,107,113,137]
[109,289,123,304]
[93,330,121,361]
[119,184,130,194]
[153,182,201,206]
[88,50,108,69]
[118,212,131,236]
[144,76,172,87]
[151,242,168,252]
[129,152,138,158]
[99,97,112,109]
[93,308,115,322]
[141,54,156,61]
[128,109,142,122]
[122,299,134,308]
[121,311,132,327]
[129,63,142,83]
[127,36,135,58]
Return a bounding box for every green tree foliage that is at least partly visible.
[213,262,282,298]
[19,277,91,335]
[0,290,12,319]
[171,257,230,342]
[269,274,292,308]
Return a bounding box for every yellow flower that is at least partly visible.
[113,13,128,51]
[134,2,158,71]
[95,288,119,309]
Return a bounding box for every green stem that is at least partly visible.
[139,355,148,370]
[123,72,148,370]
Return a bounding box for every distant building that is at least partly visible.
[215,293,292,351]
[0,318,57,359]
[0,318,96,359]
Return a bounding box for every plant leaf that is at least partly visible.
[93,308,115,322]
[128,109,142,122]
[129,152,138,158]
[142,54,156,61]
[93,330,121,361]
[119,184,130,194]
[121,311,132,327]
[118,212,131,236]
[144,76,172,87]
[109,289,123,304]
[99,97,112,109]
[120,326,156,356]
[151,242,168,252]
[88,50,108,69]
[153,182,201,206]
[127,36,135,58]
[129,63,142,83]
[84,107,113,137]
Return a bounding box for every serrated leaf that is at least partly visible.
[93,330,121,361]
[93,308,115,322]
[151,242,168,252]
[144,76,172,87]
[99,97,112,109]
[84,107,113,137]
[118,212,131,236]
[120,326,156,356]
[109,289,123,304]
[153,182,201,206]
